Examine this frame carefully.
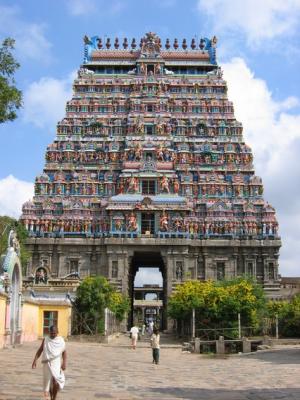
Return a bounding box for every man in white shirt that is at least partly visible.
[130,325,139,349]
[148,320,154,335]
[150,327,160,364]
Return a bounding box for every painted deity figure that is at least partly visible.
[174,218,182,232]
[135,144,142,161]
[156,120,164,135]
[115,219,123,231]
[173,178,180,194]
[118,179,125,194]
[128,149,135,161]
[136,117,144,134]
[35,267,48,284]
[160,213,169,232]
[160,176,170,193]
[154,63,162,74]
[140,63,146,75]
[127,176,139,193]
[156,145,164,161]
[164,150,171,161]
[128,213,138,231]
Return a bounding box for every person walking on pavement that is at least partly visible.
[150,327,160,365]
[141,323,146,336]
[148,320,154,335]
[32,325,67,400]
[130,324,139,349]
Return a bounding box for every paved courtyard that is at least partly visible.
[1,335,300,400]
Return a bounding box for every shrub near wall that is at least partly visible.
[74,276,129,335]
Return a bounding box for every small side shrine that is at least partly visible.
[0,230,22,347]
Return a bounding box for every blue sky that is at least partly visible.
[0,0,300,279]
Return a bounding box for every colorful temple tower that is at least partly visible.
[21,33,281,327]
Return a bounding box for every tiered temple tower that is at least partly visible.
[21,33,281,326]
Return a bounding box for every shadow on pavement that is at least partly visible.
[245,348,300,365]
[148,387,300,400]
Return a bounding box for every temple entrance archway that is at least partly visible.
[128,251,167,330]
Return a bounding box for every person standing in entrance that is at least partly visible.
[130,325,139,349]
[150,327,160,365]
[32,325,67,400]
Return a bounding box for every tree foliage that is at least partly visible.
[267,295,300,337]
[168,278,266,333]
[0,38,22,123]
[0,215,29,270]
[74,276,129,334]
[108,291,130,321]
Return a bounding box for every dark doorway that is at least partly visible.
[146,125,154,135]
[141,212,155,234]
[147,64,154,74]
[142,180,155,195]
[128,251,166,330]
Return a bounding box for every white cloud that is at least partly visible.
[198,0,300,45]
[222,58,300,172]
[0,175,34,219]
[0,5,52,63]
[222,57,300,276]
[23,72,75,130]
[66,0,97,16]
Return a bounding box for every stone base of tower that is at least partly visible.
[24,236,282,325]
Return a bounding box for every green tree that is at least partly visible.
[0,215,29,270]
[0,38,22,123]
[108,291,130,321]
[267,295,300,337]
[168,278,266,337]
[74,276,129,334]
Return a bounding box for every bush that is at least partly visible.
[267,295,300,337]
[74,276,129,334]
[168,278,266,337]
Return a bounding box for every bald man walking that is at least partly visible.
[32,326,67,400]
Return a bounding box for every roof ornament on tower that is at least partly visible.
[140,32,161,58]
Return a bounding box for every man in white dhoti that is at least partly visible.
[32,326,67,400]
[130,325,139,349]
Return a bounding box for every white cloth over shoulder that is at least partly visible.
[130,326,139,338]
[42,336,66,389]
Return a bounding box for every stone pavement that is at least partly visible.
[1,334,300,400]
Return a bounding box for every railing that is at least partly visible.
[104,308,120,336]
[195,326,257,341]
[123,161,174,170]
[27,230,280,240]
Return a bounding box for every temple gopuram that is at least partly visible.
[21,32,281,328]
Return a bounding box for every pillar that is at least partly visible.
[242,337,251,353]
[4,297,11,347]
[216,336,225,354]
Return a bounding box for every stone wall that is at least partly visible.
[21,302,39,342]
[25,236,281,298]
